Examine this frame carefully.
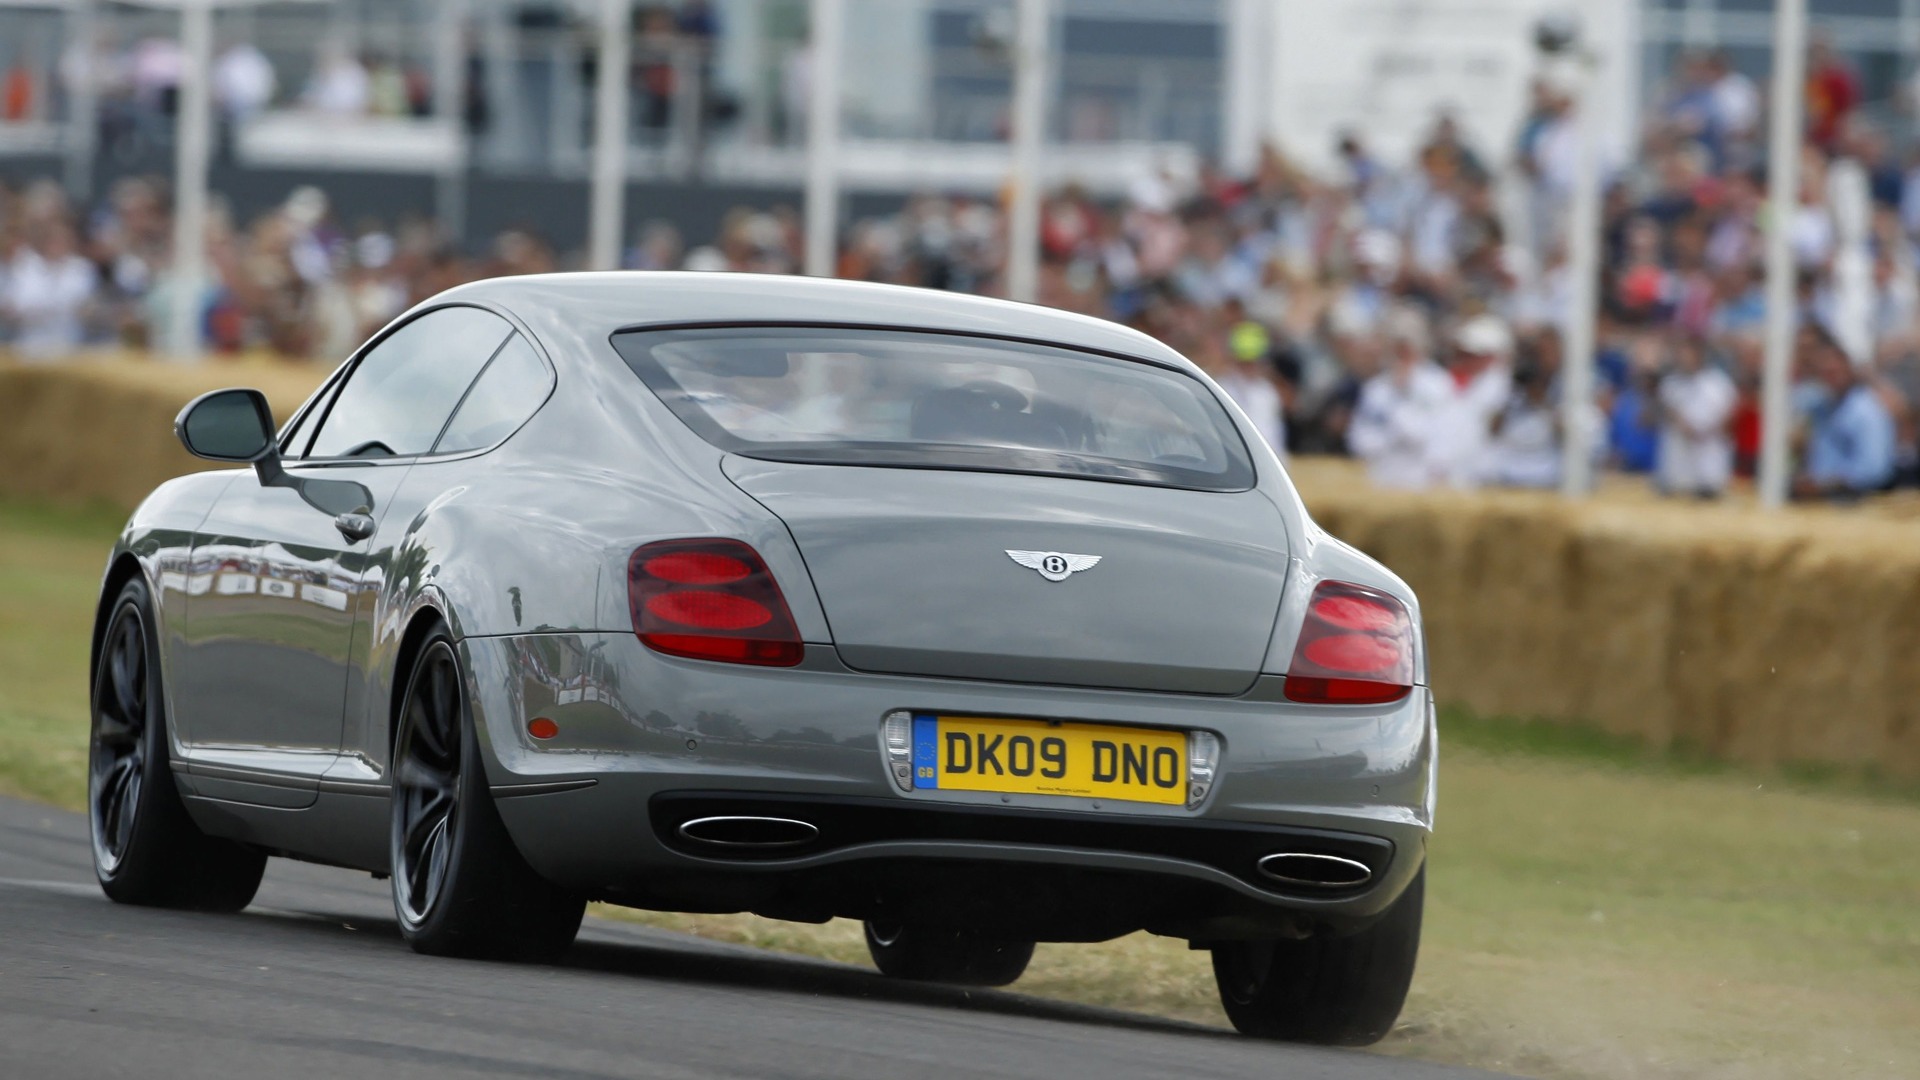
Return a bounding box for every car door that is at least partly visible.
[328,327,558,787]
[174,305,519,808]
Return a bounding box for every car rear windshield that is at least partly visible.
[611,326,1255,491]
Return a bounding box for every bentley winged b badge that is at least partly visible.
[1006,550,1102,582]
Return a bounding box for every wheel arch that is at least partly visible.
[387,600,453,757]
[90,552,149,697]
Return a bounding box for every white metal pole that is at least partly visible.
[739,0,769,147]
[668,38,702,179]
[433,0,469,249]
[1005,0,1049,304]
[63,0,98,200]
[1558,52,1603,497]
[588,0,631,271]
[1759,0,1808,510]
[166,0,213,360]
[803,0,844,277]
[1221,0,1263,176]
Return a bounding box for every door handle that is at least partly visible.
[333,512,376,543]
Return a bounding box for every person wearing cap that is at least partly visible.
[1349,305,1451,489]
[1197,308,1284,454]
[1426,313,1515,489]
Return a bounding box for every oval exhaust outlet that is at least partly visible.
[678,815,819,848]
[1256,852,1373,889]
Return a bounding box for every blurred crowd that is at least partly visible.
[808,40,1917,500]
[0,175,561,361]
[4,40,1919,500]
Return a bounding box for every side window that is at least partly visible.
[434,334,553,453]
[278,374,343,459]
[306,306,514,458]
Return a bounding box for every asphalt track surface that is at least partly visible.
[0,795,1507,1080]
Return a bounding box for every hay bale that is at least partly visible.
[0,355,329,510]
[1291,458,1920,780]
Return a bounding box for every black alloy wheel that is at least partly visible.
[90,604,150,876]
[89,578,265,910]
[391,640,464,930]
[389,629,584,961]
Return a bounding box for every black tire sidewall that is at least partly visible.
[91,577,264,911]
[390,628,583,960]
[1212,865,1425,1045]
[391,632,473,942]
[91,580,170,890]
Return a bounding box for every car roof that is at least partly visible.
[431,272,1197,373]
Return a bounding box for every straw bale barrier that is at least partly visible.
[5,358,1917,778]
[1291,461,1920,780]
[0,356,329,511]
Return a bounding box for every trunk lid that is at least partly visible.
[725,459,1288,694]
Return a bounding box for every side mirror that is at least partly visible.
[175,387,287,487]
[176,388,277,462]
[173,386,373,520]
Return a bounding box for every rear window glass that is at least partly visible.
[611,327,1255,492]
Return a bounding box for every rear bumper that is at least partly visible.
[463,633,1435,939]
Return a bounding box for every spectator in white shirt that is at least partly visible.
[3,221,97,359]
[1706,50,1760,148]
[1489,351,1606,489]
[1489,363,1562,488]
[303,42,370,117]
[1655,334,1738,497]
[1350,305,1451,489]
[1427,314,1515,489]
[214,42,276,123]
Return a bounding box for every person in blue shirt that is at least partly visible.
[1608,367,1660,474]
[1794,327,1897,499]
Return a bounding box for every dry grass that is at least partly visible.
[0,500,125,806]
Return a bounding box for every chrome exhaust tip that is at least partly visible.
[677,815,819,849]
[1255,852,1373,889]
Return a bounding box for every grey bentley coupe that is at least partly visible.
[90,273,1434,1045]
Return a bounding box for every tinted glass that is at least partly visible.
[613,327,1254,491]
[307,307,513,458]
[278,376,340,458]
[435,333,553,453]
[182,389,272,461]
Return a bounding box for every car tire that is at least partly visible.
[390,629,585,962]
[862,921,1035,987]
[90,578,267,912]
[1210,865,1424,1046]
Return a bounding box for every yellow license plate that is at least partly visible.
[911,714,1187,805]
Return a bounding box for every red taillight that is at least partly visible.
[1283,581,1414,705]
[644,591,772,631]
[629,539,804,666]
[641,551,751,585]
